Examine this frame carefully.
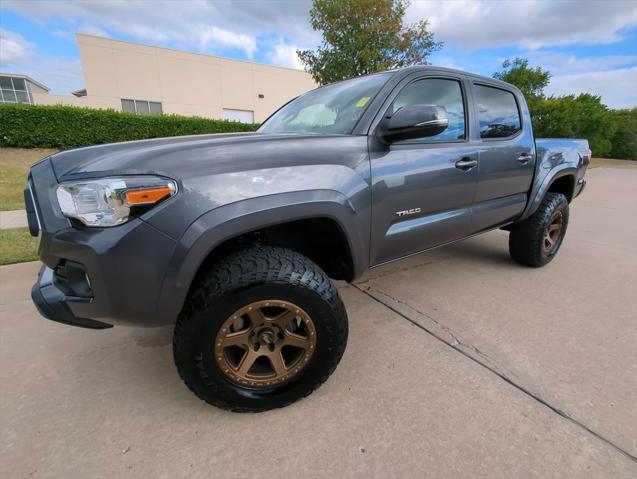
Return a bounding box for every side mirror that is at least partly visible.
[379,105,449,142]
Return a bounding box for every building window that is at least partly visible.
[121,99,163,115]
[223,109,254,124]
[0,76,32,104]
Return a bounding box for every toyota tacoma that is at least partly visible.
[26,66,590,411]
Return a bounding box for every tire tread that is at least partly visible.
[509,192,569,267]
[173,246,347,412]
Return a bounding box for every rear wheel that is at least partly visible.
[509,192,569,267]
[173,246,348,412]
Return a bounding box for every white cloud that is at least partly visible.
[546,67,637,109]
[201,26,256,58]
[429,54,461,69]
[526,52,637,75]
[2,0,317,52]
[3,0,636,104]
[407,0,637,50]
[265,40,303,69]
[0,28,36,66]
[3,57,83,94]
[50,29,71,39]
[77,24,110,38]
[5,0,636,59]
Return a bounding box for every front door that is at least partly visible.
[369,75,481,265]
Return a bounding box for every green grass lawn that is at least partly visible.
[0,148,59,211]
[0,228,38,265]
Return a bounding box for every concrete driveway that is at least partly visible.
[1,163,636,478]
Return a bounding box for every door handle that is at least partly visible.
[455,158,478,171]
[517,153,533,165]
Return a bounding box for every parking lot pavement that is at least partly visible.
[357,164,637,457]
[1,164,636,478]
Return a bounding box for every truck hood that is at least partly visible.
[48,132,350,180]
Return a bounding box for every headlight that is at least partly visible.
[56,176,177,227]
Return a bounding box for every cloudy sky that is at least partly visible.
[1,0,636,108]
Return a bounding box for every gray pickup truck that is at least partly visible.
[26,66,590,411]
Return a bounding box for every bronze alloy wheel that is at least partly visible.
[543,210,564,253]
[214,300,317,388]
[174,246,349,411]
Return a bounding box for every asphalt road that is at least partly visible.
[1,163,636,478]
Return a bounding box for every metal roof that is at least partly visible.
[0,72,50,92]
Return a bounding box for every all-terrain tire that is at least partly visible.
[509,192,569,267]
[173,246,348,412]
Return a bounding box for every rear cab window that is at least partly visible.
[474,84,522,139]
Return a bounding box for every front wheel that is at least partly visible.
[509,192,569,267]
[173,246,348,412]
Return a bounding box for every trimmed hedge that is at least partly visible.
[0,104,259,149]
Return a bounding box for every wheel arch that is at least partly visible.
[156,190,369,324]
[546,175,575,202]
[521,165,577,220]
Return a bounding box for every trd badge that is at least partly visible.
[396,207,421,217]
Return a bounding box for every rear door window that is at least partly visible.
[475,85,521,139]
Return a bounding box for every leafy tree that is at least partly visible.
[608,109,637,160]
[493,57,551,99]
[493,57,551,124]
[493,58,637,159]
[298,0,442,85]
[533,94,614,157]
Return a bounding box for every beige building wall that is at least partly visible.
[68,34,316,122]
[29,83,49,95]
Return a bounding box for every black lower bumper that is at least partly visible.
[31,266,112,330]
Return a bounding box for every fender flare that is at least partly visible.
[155,190,369,323]
[521,164,577,220]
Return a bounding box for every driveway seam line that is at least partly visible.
[352,283,637,464]
[363,285,499,366]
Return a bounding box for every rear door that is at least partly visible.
[470,83,536,232]
[369,73,481,265]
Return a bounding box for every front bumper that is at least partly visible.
[27,158,180,328]
[32,265,112,329]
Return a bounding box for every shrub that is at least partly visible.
[0,104,259,149]
[609,109,637,160]
[494,58,637,160]
[532,94,615,158]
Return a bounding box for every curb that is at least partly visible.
[0,210,27,229]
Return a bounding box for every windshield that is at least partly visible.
[258,72,391,135]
